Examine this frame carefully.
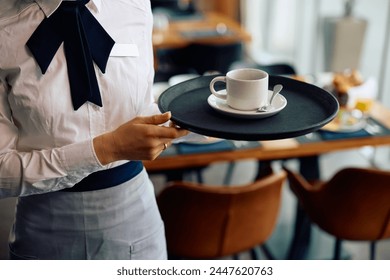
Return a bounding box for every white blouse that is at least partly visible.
[0,0,158,197]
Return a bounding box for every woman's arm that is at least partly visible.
[0,78,187,198]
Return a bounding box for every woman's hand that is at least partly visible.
[93,112,189,165]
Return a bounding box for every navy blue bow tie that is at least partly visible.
[27,0,115,110]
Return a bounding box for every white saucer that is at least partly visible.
[207,90,287,119]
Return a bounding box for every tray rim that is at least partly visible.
[158,75,339,140]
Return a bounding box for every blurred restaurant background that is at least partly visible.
[1,0,390,260]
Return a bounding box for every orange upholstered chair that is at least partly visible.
[157,171,286,259]
[283,166,390,259]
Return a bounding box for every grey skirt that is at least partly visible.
[9,169,167,260]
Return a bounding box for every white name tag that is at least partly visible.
[110,44,139,57]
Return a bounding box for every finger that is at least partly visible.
[149,141,172,160]
[162,142,169,151]
[158,139,172,149]
[169,121,181,128]
[151,126,189,140]
[133,112,171,125]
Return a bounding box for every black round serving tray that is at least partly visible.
[158,75,339,141]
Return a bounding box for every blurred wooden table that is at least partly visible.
[152,12,252,50]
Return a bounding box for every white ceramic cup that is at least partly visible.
[209,68,269,111]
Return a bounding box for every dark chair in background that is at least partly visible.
[157,171,286,259]
[155,42,243,82]
[230,61,297,76]
[151,0,179,9]
[151,0,196,17]
[154,51,197,83]
[181,43,243,75]
[283,166,390,259]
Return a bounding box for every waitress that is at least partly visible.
[0,0,188,259]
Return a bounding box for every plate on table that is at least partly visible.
[207,90,287,119]
[158,75,339,141]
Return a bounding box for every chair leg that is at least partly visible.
[370,241,376,260]
[260,244,275,260]
[222,162,236,185]
[195,169,203,183]
[287,156,319,260]
[333,238,342,260]
[287,202,312,259]
[250,246,262,260]
[255,160,273,179]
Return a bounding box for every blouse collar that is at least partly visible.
[35,0,101,17]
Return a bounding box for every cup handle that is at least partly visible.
[209,76,227,100]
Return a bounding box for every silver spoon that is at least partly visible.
[257,84,283,112]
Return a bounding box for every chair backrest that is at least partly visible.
[230,61,297,76]
[185,43,243,75]
[155,43,243,81]
[284,167,390,241]
[157,171,286,259]
[256,63,296,75]
[151,0,181,11]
